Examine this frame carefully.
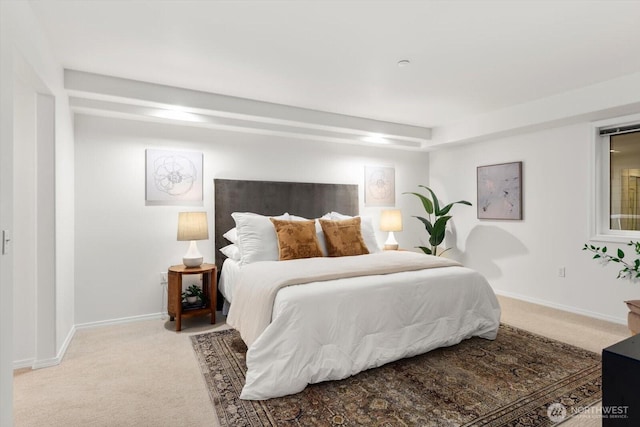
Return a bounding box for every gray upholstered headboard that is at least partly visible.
[214,178,359,271]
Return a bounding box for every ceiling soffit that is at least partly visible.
[65,69,432,151]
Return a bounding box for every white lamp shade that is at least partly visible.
[381,209,402,250]
[177,212,209,241]
[380,209,403,232]
[177,212,208,267]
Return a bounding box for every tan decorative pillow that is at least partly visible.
[319,217,370,257]
[625,300,640,315]
[270,219,323,261]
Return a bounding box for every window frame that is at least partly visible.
[590,114,640,242]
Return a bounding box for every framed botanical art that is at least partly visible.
[145,149,203,206]
[477,161,522,220]
[364,166,395,207]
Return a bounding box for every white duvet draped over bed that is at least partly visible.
[226,251,501,400]
[227,251,462,347]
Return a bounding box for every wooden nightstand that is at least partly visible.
[167,263,217,331]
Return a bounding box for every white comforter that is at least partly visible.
[227,252,501,400]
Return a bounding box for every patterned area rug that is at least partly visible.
[191,324,601,426]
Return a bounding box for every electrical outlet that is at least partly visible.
[160,272,168,285]
[558,267,566,278]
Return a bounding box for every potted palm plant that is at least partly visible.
[404,185,472,256]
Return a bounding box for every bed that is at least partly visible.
[214,179,501,400]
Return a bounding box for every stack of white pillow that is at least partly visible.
[219,212,380,266]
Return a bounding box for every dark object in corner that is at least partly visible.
[602,334,640,426]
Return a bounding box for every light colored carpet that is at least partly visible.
[13,295,630,427]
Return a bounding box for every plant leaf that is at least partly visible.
[439,200,473,216]
[429,216,451,247]
[413,216,433,235]
[439,247,452,256]
[419,186,441,216]
[618,249,625,258]
[417,246,432,255]
[438,203,454,216]
[403,191,433,214]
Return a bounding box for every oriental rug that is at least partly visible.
[191,324,601,426]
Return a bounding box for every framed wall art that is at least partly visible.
[145,149,203,206]
[364,166,395,207]
[477,161,522,220]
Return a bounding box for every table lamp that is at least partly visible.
[380,209,402,250]
[177,211,209,267]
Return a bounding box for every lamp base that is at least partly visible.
[183,256,204,268]
[183,240,203,267]
[384,231,399,251]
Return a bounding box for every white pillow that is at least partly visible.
[222,228,238,244]
[329,212,380,253]
[289,214,308,221]
[219,244,241,261]
[314,213,333,256]
[231,212,290,265]
[330,212,351,220]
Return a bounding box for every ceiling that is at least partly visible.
[29,0,640,129]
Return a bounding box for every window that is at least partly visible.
[610,131,640,231]
[593,115,640,241]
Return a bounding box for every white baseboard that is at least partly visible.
[32,357,61,369]
[13,358,35,370]
[54,324,76,364]
[14,314,163,370]
[494,289,627,325]
[13,325,77,370]
[74,312,164,330]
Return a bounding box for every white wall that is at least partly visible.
[35,93,58,366]
[73,115,430,325]
[12,83,59,370]
[429,122,639,324]
[0,3,15,424]
[12,75,37,365]
[0,6,75,420]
